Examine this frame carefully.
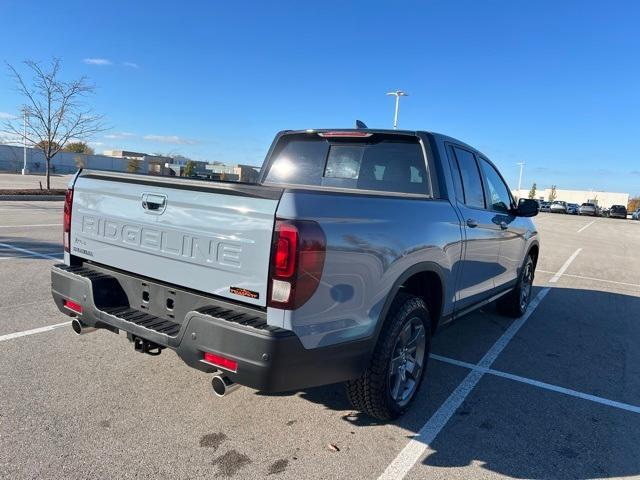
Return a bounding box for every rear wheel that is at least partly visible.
[346,293,431,420]
[497,255,535,318]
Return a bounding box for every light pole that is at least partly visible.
[516,161,525,192]
[386,90,408,129]
[22,107,29,175]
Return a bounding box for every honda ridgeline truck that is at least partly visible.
[51,129,539,420]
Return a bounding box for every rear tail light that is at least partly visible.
[63,188,73,253]
[268,219,326,310]
[63,299,82,314]
[203,352,238,373]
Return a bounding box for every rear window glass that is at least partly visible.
[264,135,430,195]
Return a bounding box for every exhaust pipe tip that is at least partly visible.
[71,318,97,335]
[211,374,240,397]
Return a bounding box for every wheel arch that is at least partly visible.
[373,262,447,345]
[526,241,540,269]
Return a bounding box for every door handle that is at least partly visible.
[466,218,478,228]
[141,193,167,213]
[499,221,508,230]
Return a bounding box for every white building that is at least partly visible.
[512,188,629,208]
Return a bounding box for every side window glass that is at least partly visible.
[448,146,465,202]
[479,158,512,213]
[453,147,485,209]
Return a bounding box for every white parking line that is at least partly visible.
[577,220,595,233]
[0,300,50,310]
[0,321,70,343]
[537,270,640,288]
[378,248,581,480]
[0,252,62,261]
[0,223,60,228]
[0,242,62,261]
[549,248,582,283]
[431,354,640,414]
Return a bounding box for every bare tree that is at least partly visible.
[2,58,106,189]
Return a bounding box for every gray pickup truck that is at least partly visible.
[51,129,539,419]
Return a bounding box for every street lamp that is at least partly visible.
[386,90,408,129]
[22,107,29,175]
[516,161,525,192]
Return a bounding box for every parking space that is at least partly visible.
[1,202,639,479]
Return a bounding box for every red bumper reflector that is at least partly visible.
[203,352,238,373]
[64,300,83,314]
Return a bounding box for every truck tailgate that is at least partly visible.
[70,171,282,307]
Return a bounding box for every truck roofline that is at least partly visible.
[277,129,481,156]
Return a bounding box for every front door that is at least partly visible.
[477,156,527,290]
[447,146,503,311]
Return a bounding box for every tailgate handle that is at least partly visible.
[142,193,167,213]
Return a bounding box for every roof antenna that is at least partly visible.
[355,120,368,129]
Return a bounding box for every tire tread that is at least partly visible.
[346,293,430,420]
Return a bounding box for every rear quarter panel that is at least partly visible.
[270,190,463,349]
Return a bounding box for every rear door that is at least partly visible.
[448,145,502,311]
[70,171,282,307]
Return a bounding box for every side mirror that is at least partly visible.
[515,198,539,217]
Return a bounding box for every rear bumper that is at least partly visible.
[51,263,371,392]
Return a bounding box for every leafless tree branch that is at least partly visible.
[1,58,107,188]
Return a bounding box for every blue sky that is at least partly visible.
[1,0,639,194]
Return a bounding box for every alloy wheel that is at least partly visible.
[388,317,426,407]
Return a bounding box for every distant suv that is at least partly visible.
[550,201,568,213]
[539,201,551,212]
[51,128,540,420]
[579,203,597,216]
[609,205,628,219]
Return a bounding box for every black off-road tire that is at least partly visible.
[346,293,431,420]
[497,254,535,318]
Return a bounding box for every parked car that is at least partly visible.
[579,203,598,216]
[609,205,628,219]
[539,201,551,212]
[550,200,568,213]
[51,128,540,420]
[567,203,579,215]
[632,209,640,220]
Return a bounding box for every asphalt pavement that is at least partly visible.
[1,204,639,479]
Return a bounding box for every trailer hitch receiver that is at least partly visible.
[129,334,164,356]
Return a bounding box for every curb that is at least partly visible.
[0,195,65,201]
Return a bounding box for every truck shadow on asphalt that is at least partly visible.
[0,236,62,258]
[258,287,640,478]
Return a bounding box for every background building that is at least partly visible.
[0,144,131,175]
[102,150,173,175]
[513,188,629,208]
[0,144,261,183]
[205,163,260,182]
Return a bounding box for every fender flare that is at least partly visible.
[525,240,541,267]
[371,261,448,346]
